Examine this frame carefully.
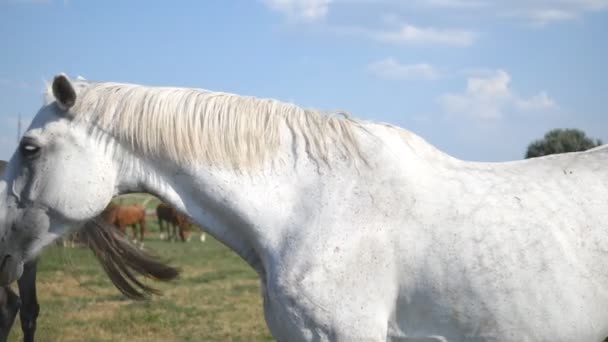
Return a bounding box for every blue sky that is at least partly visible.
[0,0,606,162]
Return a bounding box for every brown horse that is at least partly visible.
[104,203,148,243]
[156,203,193,242]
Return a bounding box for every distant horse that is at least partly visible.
[0,161,179,342]
[105,204,147,244]
[156,203,195,242]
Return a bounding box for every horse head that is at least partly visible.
[0,75,121,285]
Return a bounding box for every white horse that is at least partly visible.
[0,74,607,341]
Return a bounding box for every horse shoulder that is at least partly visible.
[262,220,404,340]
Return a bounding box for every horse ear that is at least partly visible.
[52,74,77,111]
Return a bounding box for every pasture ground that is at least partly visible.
[8,220,273,341]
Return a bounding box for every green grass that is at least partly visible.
[8,224,273,342]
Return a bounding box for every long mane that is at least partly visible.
[54,81,364,169]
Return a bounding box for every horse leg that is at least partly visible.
[0,286,21,342]
[186,227,192,242]
[130,224,138,242]
[158,218,166,240]
[18,260,39,342]
[170,223,177,242]
[138,220,147,249]
[118,223,126,235]
[140,220,147,242]
[178,223,186,242]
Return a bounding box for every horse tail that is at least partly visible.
[79,217,180,300]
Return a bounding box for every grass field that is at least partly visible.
[7,223,274,341]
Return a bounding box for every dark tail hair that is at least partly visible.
[79,217,180,300]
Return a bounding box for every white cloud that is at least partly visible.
[258,0,607,52]
[368,58,440,80]
[504,0,608,25]
[438,69,558,120]
[334,23,477,47]
[262,1,478,46]
[419,0,608,24]
[421,0,486,8]
[523,9,578,25]
[262,0,332,21]
[263,0,608,26]
[516,91,558,111]
[370,24,477,46]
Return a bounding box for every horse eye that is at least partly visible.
[19,142,41,158]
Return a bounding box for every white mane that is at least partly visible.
[50,81,363,169]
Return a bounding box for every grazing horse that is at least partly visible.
[1,74,608,341]
[106,204,147,243]
[156,203,194,242]
[0,159,178,342]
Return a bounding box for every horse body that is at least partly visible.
[372,137,608,340]
[107,204,147,242]
[200,123,608,341]
[139,122,608,341]
[0,75,607,341]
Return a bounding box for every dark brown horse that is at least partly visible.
[156,203,192,242]
[0,160,179,342]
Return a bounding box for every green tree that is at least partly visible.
[525,128,603,159]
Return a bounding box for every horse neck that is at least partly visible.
[117,141,313,275]
[115,121,446,274]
